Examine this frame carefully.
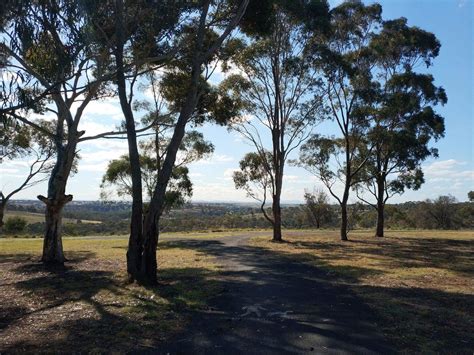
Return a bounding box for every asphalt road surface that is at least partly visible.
[159,233,394,354]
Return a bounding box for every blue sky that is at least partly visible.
[1,0,472,203]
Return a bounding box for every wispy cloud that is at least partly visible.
[424,159,472,181]
[191,154,234,166]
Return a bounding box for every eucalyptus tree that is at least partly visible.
[354,18,446,237]
[83,0,188,282]
[91,0,249,283]
[303,188,331,229]
[425,195,458,230]
[140,0,249,284]
[223,1,329,241]
[298,2,382,241]
[0,120,55,227]
[101,127,214,212]
[233,151,275,225]
[0,1,130,264]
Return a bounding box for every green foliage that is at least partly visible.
[102,130,213,211]
[25,32,74,82]
[422,195,460,230]
[304,189,333,228]
[299,135,338,182]
[4,216,27,234]
[0,120,55,209]
[1,0,107,100]
[0,120,55,162]
[233,151,274,202]
[149,12,248,127]
[370,17,440,67]
[221,14,323,127]
[238,0,329,36]
[468,191,474,202]
[0,121,32,158]
[355,15,446,204]
[298,1,383,212]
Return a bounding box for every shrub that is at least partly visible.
[4,216,28,234]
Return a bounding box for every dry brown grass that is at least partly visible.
[251,229,474,353]
[5,211,102,224]
[0,237,221,353]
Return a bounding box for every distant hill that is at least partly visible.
[5,211,102,225]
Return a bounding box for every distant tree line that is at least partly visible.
[3,194,471,236]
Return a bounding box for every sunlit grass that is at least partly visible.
[0,236,221,352]
[4,210,101,224]
[251,229,474,352]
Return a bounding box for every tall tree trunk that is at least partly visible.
[340,201,348,241]
[375,177,385,237]
[138,0,216,284]
[140,66,201,284]
[340,185,350,241]
[122,110,143,283]
[115,0,144,282]
[39,141,75,265]
[121,0,247,285]
[272,192,282,242]
[271,43,284,243]
[272,152,284,242]
[340,135,351,241]
[41,199,68,264]
[375,204,384,238]
[140,217,158,285]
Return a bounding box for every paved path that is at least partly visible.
[159,234,394,354]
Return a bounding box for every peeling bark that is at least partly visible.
[39,194,72,264]
[40,120,77,265]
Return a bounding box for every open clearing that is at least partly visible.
[4,211,102,225]
[1,229,473,353]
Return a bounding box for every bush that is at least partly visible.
[4,216,28,234]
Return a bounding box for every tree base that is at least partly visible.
[270,238,285,243]
[41,257,67,264]
[135,274,158,287]
[40,259,67,272]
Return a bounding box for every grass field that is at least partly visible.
[1,229,473,352]
[4,211,102,224]
[0,236,222,352]
[251,230,474,353]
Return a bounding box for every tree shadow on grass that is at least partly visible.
[351,284,474,353]
[158,238,473,354]
[159,239,385,282]
[157,239,393,354]
[291,235,474,276]
[272,237,474,352]
[0,250,96,265]
[0,251,221,353]
[2,236,472,353]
